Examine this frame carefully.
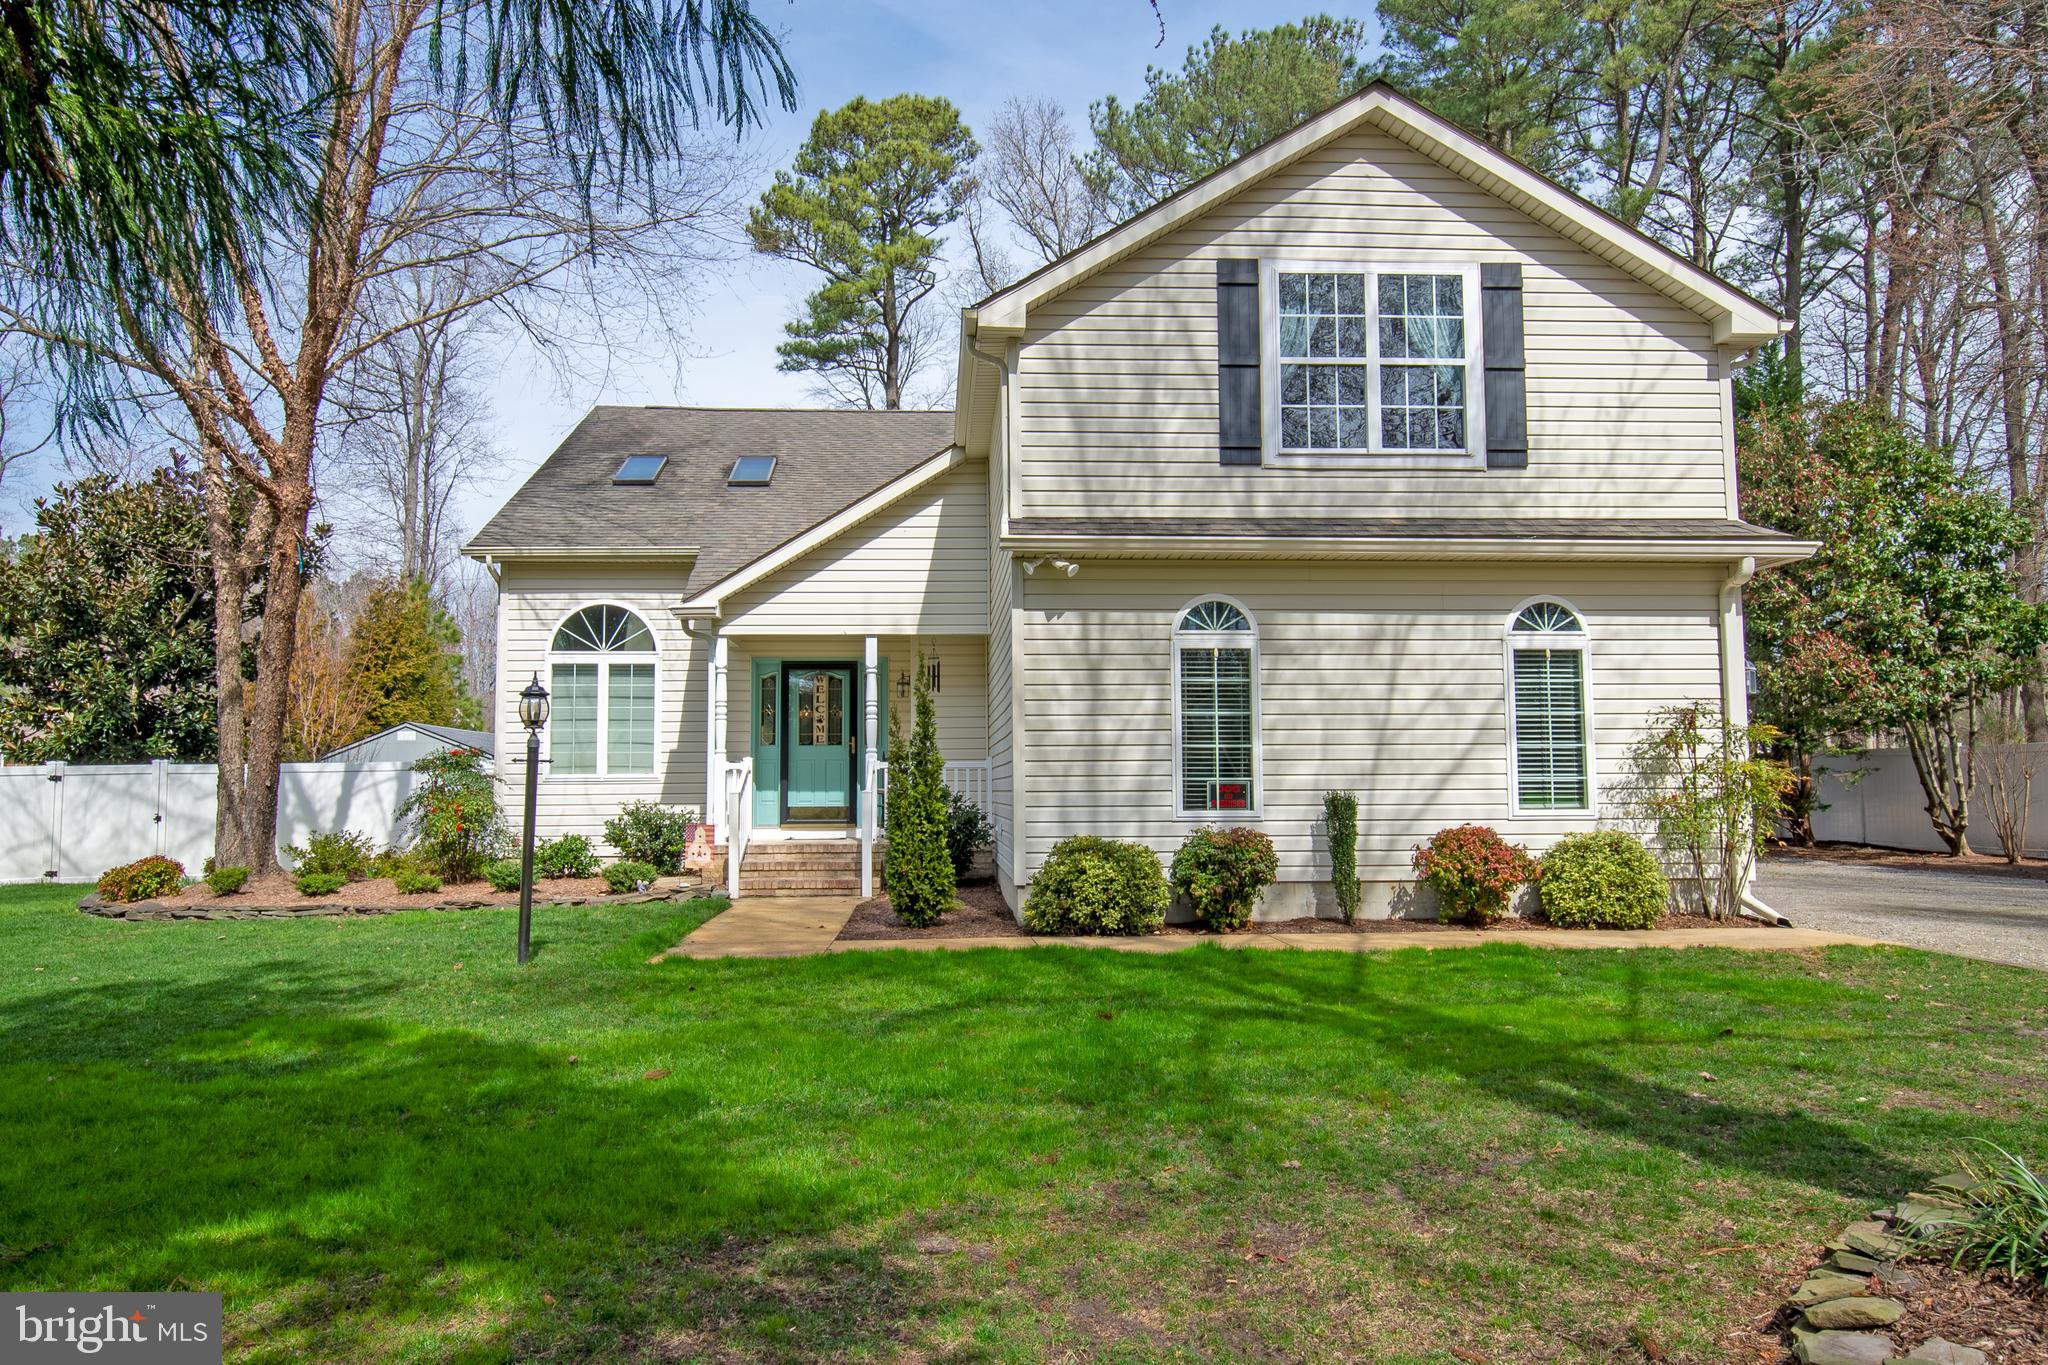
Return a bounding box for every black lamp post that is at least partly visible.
[516,672,550,965]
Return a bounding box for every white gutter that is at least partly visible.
[1000,533,1819,568]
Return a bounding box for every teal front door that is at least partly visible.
[785,666,855,821]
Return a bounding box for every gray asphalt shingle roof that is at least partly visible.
[465,406,956,595]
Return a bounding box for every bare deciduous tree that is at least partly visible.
[981,98,1109,265]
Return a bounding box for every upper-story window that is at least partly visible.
[548,604,657,777]
[1265,262,1483,462]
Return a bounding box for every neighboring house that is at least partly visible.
[466,83,1816,918]
[320,723,496,765]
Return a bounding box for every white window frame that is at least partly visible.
[543,602,661,782]
[1501,595,1597,817]
[1259,259,1486,468]
[1171,595,1263,820]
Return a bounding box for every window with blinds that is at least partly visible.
[1175,599,1257,814]
[1507,600,1589,811]
[1512,649,1586,808]
[547,604,657,778]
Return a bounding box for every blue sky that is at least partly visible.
[2,3,1375,544]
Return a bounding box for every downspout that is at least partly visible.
[1719,555,1791,926]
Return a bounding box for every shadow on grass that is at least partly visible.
[0,927,1968,1362]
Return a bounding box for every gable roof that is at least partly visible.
[463,406,955,596]
[969,81,1785,348]
[322,722,496,760]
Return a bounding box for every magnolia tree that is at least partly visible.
[1741,400,2048,855]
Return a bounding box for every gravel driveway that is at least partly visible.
[1753,856,2048,972]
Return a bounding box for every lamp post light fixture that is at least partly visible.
[516,672,549,965]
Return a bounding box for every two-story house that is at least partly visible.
[465,83,1816,917]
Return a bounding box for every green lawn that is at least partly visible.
[2,884,2044,1363]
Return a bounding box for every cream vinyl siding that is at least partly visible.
[985,406,1017,882]
[1014,560,1723,898]
[495,561,705,847]
[720,464,989,634]
[1011,126,1732,520]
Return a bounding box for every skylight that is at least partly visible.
[727,456,777,485]
[612,455,667,484]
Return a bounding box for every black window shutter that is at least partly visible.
[1481,263,1528,469]
[1217,258,1261,466]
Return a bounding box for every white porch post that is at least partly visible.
[706,632,728,835]
[861,635,879,896]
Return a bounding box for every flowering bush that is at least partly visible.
[399,748,505,883]
[1412,825,1537,926]
[97,855,185,903]
[1171,827,1279,932]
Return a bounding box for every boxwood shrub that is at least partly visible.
[602,803,695,874]
[393,867,443,895]
[294,870,348,897]
[536,834,599,879]
[483,859,524,893]
[97,855,185,904]
[1023,836,1168,936]
[603,860,660,894]
[1537,830,1669,929]
[204,864,250,896]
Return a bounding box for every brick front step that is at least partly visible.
[740,873,861,893]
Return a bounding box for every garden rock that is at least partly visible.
[1801,1297,1904,1330]
[1790,1273,1870,1307]
[1830,1251,1883,1275]
[1790,1329,1896,1365]
[1896,1340,1988,1365]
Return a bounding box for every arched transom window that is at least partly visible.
[548,605,657,777]
[1174,598,1259,815]
[1506,599,1590,812]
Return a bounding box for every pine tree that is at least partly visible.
[883,654,956,926]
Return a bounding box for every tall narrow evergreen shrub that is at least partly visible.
[883,653,955,926]
[1323,790,1360,923]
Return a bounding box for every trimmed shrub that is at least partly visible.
[944,789,994,879]
[604,860,660,894]
[536,834,599,879]
[284,829,375,881]
[205,864,251,896]
[1413,825,1538,926]
[393,867,442,895]
[882,657,955,927]
[1323,791,1361,924]
[400,748,506,882]
[295,870,347,897]
[97,855,186,904]
[1023,836,1169,936]
[1171,827,1279,933]
[1538,830,1669,929]
[483,859,524,893]
[603,802,696,874]
[366,847,417,879]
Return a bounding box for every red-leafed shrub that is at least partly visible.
[96,855,185,904]
[1412,825,1537,926]
[1171,826,1279,933]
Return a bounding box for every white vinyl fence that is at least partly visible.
[0,760,440,883]
[1811,746,2048,856]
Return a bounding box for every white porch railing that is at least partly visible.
[723,758,754,899]
[860,758,994,898]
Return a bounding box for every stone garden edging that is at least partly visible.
[1786,1175,1987,1365]
[79,881,716,921]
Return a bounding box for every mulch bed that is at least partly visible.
[838,878,1027,939]
[1771,842,2048,882]
[838,883,1753,942]
[1725,1256,2048,1362]
[83,871,709,919]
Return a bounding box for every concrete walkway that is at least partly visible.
[661,896,1883,962]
